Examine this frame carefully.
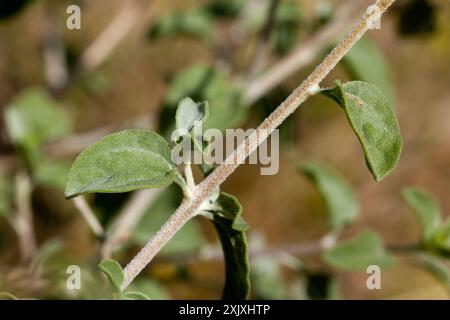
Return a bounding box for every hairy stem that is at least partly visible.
[121,0,396,290]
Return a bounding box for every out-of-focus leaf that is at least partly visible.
[165,64,246,131]
[0,0,31,20]
[322,230,395,271]
[322,81,402,182]
[99,259,124,294]
[132,185,204,255]
[201,192,251,300]
[300,162,358,232]
[65,129,179,199]
[431,220,450,256]
[251,256,287,299]
[342,36,395,104]
[149,9,213,40]
[402,187,442,242]
[175,97,209,133]
[34,161,69,189]
[127,279,170,300]
[273,2,302,55]
[4,88,71,163]
[414,253,450,289]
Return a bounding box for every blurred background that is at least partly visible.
[0,0,450,299]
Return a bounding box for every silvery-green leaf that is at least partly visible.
[300,162,359,232]
[127,279,170,300]
[402,187,442,242]
[323,81,402,181]
[176,97,209,132]
[65,129,178,199]
[99,259,124,293]
[322,230,395,271]
[414,253,450,289]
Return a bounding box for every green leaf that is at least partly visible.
[322,81,402,181]
[300,162,359,232]
[322,230,395,271]
[201,192,251,299]
[99,259,124,294]
[34,160,69,189]
[122,291,151,300]
[414,253,450,289]
[165,64,246,131]
[402,187,442,242]
[4,88,71,163]
[149,9,212,40]
[342,36,395,104]
[176,97,209,133]
[251,257,287,299]
[431,220,450,256]
[65,129,179,199]
[127,279,170,300]
[132,185,204,255]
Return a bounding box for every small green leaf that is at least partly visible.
[402,187,442,242]
[165,64,245,132]
[414,253,450,289]
[127,279,170,300]
[99,259,124,293]
[431,220,450,256]
[122,291,151,300]
[176,97,209,132]
[65,129,178,199]
[322,81,402,181]
[201,192,251,300]
[251,257,287,299]
[322,230,395,271]
[342,36,395,104]
[34,160,69,189]
[4,88,71,164]
[149,9,212,40]
[300,162,359,232]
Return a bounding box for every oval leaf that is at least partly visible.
[300,162,359,232]
[65,129,177,198]
[322,230,395,271]
[176,97,209,132]
[402,187,442,242]
[99,259,124,293]
[323,81,402,181]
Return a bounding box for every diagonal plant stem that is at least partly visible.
[121,0,397,290]
[72,196,104,238]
